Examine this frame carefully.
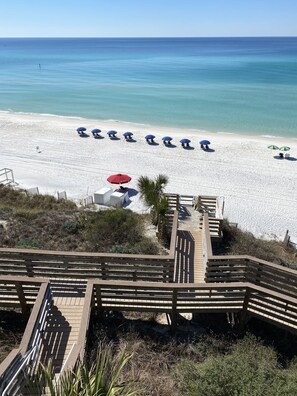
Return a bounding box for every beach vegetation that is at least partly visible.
[16,237,44,250]
[27,345,137,396]
[3,308,297,395]
[0,185,161,254]
[83,208,159,254]
[137,174,169,239]
[217,220,297,268]
[62,219,80,234]
[175,335,297,396]
[0,184,76,212]
[86,312,297,396]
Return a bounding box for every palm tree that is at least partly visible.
[26,347,138,396]
[137,174,169,238]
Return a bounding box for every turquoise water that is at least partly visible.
[0,37,297,138]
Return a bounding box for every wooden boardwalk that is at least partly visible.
[191,230,204,283]
[37,280,86,374]
[2,199,297,394]
[175,203,205,283]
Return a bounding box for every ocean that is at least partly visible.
[0,37,297,138]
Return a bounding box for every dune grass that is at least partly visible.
[87,312,297,396]
[0,185,161,254]
[217,219,297,268]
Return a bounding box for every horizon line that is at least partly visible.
[0,35,297,39]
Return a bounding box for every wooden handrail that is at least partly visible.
[19,282,50,352]
[89,279,249,289]
[0,275,46,284]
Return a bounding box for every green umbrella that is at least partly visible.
[279,146,290,151]
[267,145,279,150]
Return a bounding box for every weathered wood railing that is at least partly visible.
[179,194,194,207]
[91,279,246,315]
[206,256,297,298]
[0,275,45,313]
[202,214,297,299]
[0,249,174,282]
[90,279,297,333]
[21,282,53,376]
[164,193,180,210]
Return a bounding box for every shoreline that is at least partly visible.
[0,111,296,242]
[1,110,297,142]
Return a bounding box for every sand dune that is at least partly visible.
[0,111,296,242]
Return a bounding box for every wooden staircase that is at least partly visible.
[37,280,86,374]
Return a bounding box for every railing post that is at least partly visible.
[101,262,107,280]
[15,282,29,318]
[95,285,104,320]
[25,259,34,277]
[170,289,178,332]
[253,261,263,286]
[238,287,251,331]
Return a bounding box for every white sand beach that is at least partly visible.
[0,111,296,242]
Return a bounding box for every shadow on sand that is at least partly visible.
[273,155,296,161]
[163,143,177,148]
[286,156,297,161]
[125,138,137,143]
[116,187,139,198]
[147,141,159,146]
[115,187,139,207]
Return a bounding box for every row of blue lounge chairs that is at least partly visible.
[76,128,211,150]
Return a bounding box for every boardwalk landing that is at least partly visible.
[38,280,86,374]
[175,205,205,283]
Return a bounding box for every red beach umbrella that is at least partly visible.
[107,173,132,185]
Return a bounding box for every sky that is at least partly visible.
[0,0,296,38]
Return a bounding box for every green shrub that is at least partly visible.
[109,244,131,254]
[62,220,80,234]
[176,335,297,396]
[16,238,44,250]
[0,207,13,214]
[129,239,159,255]
[85,209,145,249]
